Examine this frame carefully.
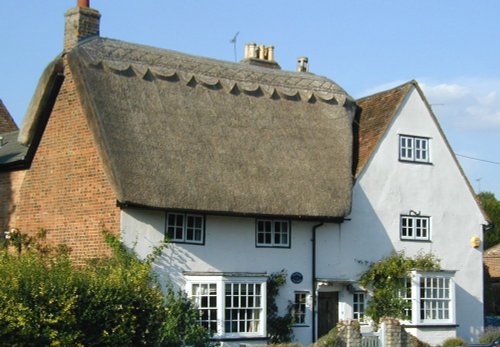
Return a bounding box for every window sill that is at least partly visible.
[402,323,458,328]
[398,159,433,166]
[400,239,432,243]
[211,335,268,341]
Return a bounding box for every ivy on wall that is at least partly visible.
[267,270,294,343]
[359,251,440,325]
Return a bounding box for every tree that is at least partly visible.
[478,192,500,250]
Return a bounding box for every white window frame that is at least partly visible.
[166,212,204,244]
[256,219,290,248]
[185,274,267,339]
[292,292,308,326]
[353,292,367,323]
[399,135,430,163]
[400,215,431,241]
[402,271,456,326]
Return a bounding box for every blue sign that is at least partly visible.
[291,272,303,284]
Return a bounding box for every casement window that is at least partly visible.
[186,274,267,338]
[353,292,367,322]
[399,135,430,163]
[292,292,308,325]
[166,212,204,244]
[400,215,430,241]
[256,219,290,247]
[400,271,455,325]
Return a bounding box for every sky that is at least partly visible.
[0,1,499,198]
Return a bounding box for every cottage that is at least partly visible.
[0,2,489,346]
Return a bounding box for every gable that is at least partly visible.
[66,37,355,220]
[0,99,17,133]
[355,83,486,229]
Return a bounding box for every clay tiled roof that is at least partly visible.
[354,81,414,177]
[0,99,18,133]
[485,244,500,279]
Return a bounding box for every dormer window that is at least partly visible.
[399,135,430,163]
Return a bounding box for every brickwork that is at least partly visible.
[64,6,100,52]
[13,55,120,260]
[485,243,500,278]
[335,319,424,347]
[337,320,362,347]
[0,170,25,231]
[0,99,17,133]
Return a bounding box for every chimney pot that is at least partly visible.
[258,45,266,60]
[77,0,90,7]
[297,56,309,72]
[266,46,275,62]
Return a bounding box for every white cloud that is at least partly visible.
[420,78,500,131]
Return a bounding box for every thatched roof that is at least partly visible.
[33,37,356,219]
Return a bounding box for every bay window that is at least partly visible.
[403,271,455,325]
[186,273,267,339]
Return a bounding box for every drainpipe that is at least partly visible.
[311,222,323,343]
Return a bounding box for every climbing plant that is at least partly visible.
[267,270,294,343]
[359,251,440,325]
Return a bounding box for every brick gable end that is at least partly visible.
[13,56,120,259]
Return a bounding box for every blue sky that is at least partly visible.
[1,1,499,197]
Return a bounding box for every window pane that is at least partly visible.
[191,283,218,333]
[224,282,262,333]
[419,275,451,322]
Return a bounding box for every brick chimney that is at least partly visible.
[64,0,101,52]
[241,42,281,69]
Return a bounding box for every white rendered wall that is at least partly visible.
[121,209,344,346]
[338,87,486,345]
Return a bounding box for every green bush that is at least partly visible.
[161,288,210,347]
[0,229,210,346]
[480,326,500,344]
[311,327,339,347]
[442,337,467,347]
[359,251,440,325]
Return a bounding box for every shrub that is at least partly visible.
[311,327,339,347]
[161,288,210,347]
[408,334,431,347]
[480,326,500,344]
[359,251,440,325]
[442,337,467,347]
[0,229,210,346]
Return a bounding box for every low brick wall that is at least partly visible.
[336,318,420,347]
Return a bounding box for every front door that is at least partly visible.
[318,291,339,338]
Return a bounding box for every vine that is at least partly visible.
[359,251,440,325]
[267,270,294,343]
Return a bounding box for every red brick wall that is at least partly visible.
[0,99,18,133]
[0,170,25,231]
[13,56,120,259]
